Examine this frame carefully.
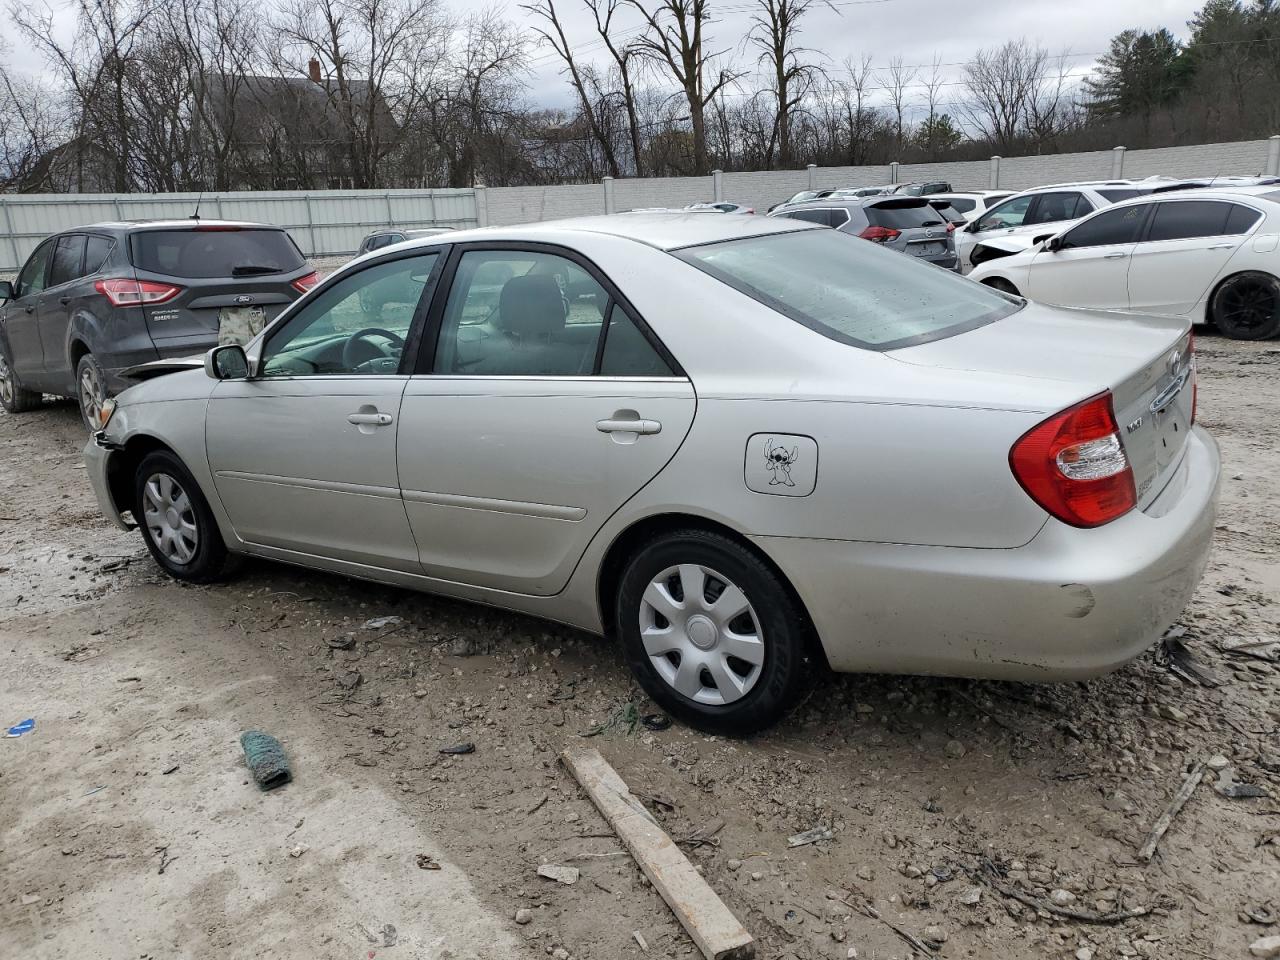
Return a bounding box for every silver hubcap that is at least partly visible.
[639,564,765,706]
[0,353,12,405]
[143,473,198,565]
[79,363,104,425]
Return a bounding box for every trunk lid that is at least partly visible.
[889,302,1194,509]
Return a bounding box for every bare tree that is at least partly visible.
[957,38,1046,152]
[628,0,738,174]
[746,0,828,168]
[586,0,646,176]
[918,52,944,159]
[0,64,64,190]
[879,54,917,154]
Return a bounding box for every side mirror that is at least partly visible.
[1043,236,1063,252]
[205,344,250,380]
[0,280,14,301]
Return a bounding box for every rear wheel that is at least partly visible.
[0,343,42,413]
[75,353,109,429]
[614,529,809,735]
[1211,272,1280,340]
[983,277,1020,297]
[134,450,236,583]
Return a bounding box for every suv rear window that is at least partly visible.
[130,228,304,279]
[676,229,1020,350]
[866,201,944,229]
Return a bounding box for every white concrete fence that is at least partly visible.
[3,135,1278,271]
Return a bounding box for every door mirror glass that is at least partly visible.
[206,344,250,380]
[0,280,13,301]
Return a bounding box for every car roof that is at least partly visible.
[1102,185,1280,206]
[55,219,282,235]
[392,212,815,252]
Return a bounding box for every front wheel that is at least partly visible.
[614,529,810,735]
[1211,272,1280,340]
[134,450,236,583]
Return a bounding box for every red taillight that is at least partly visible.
[945,221,956,233]
[859,225,901,243]
[94,278,181,307]
[1009,391,1137,528]
[291,271,320,294]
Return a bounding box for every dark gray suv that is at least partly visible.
[770,196,958,270]
[0,220,317,427]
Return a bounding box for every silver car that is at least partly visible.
[84,213,1219,733]
[771,196,959,269]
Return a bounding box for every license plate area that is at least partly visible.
[910,242,945,257]
[218,306,268,346]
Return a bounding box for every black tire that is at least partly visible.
[614,529,810,735]
[134,450,236,583]
[983,277,1020,297]
[0,341,42,413]
[1210,272,1280,340]
[75,352,110,430]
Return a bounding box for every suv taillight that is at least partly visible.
[1009,391,1136,528]
[95,278,182,307]
[292,271,320,294]
[859,225,901,243]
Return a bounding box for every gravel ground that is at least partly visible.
[1,331,1277,960]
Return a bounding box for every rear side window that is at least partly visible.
[676,229,1020,350]
[130,228,305,279]
[1225,204,1262,234]
[49,235,86,287]
[599,304,675,377]
[1026,192,1089,225]
[780,209,831,225]
[866,202,944,229]
[84,235,112,274]
[1060,204,1149,249]
[946,198,976,213]
[1147,200,1251,241]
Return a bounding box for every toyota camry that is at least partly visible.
[83,212,1219,733]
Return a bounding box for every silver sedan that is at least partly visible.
[84,213,1219,733]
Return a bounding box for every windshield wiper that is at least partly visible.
[231,264,282,276]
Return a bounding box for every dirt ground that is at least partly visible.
[1,331,1277,960]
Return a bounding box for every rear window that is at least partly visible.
[866,201,944,229]
[946,197,977,213]
[130,228,304,279]
[675,229,1020,350]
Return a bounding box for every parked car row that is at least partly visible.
[76,210,1217,734]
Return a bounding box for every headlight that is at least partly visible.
[96,398,117,430]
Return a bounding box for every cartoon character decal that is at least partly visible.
[763,438,799,487]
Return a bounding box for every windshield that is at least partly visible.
[130,228,305,279]
[676,229,1021,350]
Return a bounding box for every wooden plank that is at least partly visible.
[1136,761,1205,862]
[561,746,755,960]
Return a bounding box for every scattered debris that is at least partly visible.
[438,742,475,755]
[1207,754,1231,771]
[362,616,404,630]
[788,826,834,848]
[537,864,580,885]
[239,730,292,791]
[976,861,1159,923]
[514,908,533,924]
[526,794,549,815]
[161,765,179,775]
[381,923,398,947]
[561,746,755,960]
[1137,761,1205,862]
[633,930,649,951]
[681,818,725,849]
[827,889,936,955]
[155,845,176,874]
[944,740,966,759]
[1243,906,1277,925]
[289,844,308,858]
[415,853,440,870]
[326,634,356,650]
[1250,935,1280,958]
[6,717,35,738]
[1213,767,1270,799]
[1219,636,1280,662]
[1160,628,1221,685]
[641,714,672,732]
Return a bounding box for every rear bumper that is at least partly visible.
[755,425,1220,681]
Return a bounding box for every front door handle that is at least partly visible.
[24,303,34,314]
[59,296,71,305]
[597,417,661,435]
[1103,251,1127,259]
[348,412,393,426]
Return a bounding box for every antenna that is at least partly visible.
[190,189,204,221]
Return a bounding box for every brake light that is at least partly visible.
[291,271,320,294]
[859,225,901,243]
[95,278,181,307]
[1009,391,1136,528]
[946,221,956,233]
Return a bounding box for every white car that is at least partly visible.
[968,186,1280,339]
[82,213,1217,733]
[957,181,1173,272]
[929,191,1014,222]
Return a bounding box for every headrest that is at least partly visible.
[499,274,566,339]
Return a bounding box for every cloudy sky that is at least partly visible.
[7,0,1206,119]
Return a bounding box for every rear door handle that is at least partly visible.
[348,412,393,426]
[24,304,34,313]
[1103,251,1127,259]
[59,296,71,305]
[597,417,661,435]
[1207,243,1235,250]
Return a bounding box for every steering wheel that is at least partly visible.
[342,327,405,373]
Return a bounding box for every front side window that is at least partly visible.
[49,235,86,288]
[432,250,609,376]
[1146,200,1246,242]
[1059,204,1149,249]
[17,240,54,298]
[974,194,1033,231]
[131,228,304,279]
[260,253,438,377]
[677,229,1020,350]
